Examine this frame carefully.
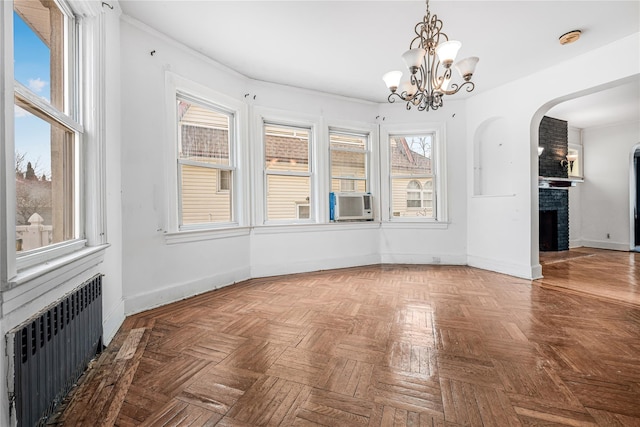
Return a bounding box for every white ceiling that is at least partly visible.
[120,0,640,128]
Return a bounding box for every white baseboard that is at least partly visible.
[250,254,381,279]
[569,239,583,249]
[379,252,466,266]
[467,255,536,280]
[124,266,251,316]
[580,239,630,251]
[102,299,125,345]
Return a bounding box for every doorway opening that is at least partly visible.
[633,147,640,251]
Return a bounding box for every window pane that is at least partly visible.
[331,151,366,180]
[266,175,310,221]
[330,133,366,151]
[391,135,432,175]
[180,165,232,225]
[567,147,580,177]
[297,204,310,219]
[331,179,366,193]
[219,169,231,191]
[15,103,76,252]
[390,178,434,219]
[178,100,230,166]
[14,0,65,110]
[265,125,309,172]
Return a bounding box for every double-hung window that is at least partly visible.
[177,93,236,228]
[13,0,83,262]
[329,130,369,194]
[390,133,438,219]
[264,123,312,222]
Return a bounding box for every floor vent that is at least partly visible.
[9,274,104,427]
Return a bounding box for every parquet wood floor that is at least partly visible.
[53,249,640,426]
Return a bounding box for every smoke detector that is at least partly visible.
[559,30,581,45]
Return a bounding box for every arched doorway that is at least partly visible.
[632,145,640,251]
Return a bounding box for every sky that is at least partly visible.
[14,11,52,178]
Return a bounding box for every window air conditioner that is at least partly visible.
[329,192,373,221]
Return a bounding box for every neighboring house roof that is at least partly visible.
[180,117,431,174]
[391,137,431,174]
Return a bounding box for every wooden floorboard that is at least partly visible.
[52,249,640,426]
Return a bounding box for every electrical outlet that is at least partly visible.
[433,256,441,264]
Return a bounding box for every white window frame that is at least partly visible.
[381,123,447,224]
[3,0,109,283]
[253,109,319,226]
[329,128,370,195]
[164,73,248,235]
[176,92,236,230]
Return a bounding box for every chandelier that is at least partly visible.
[382,0,479,111]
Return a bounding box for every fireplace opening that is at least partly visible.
[540,210,558,251]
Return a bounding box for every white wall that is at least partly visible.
[568,127,582,248]
[466,33,640,279]
[0,6,123,426]
[120,19,252,314]
[378,102,468,266]
[580,121,640,250]
[474,117,515,197]
[119,17,469,315]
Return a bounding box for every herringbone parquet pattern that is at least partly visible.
[55,249,640,426]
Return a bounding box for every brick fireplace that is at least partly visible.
[539,116,570,252]
[539,188,569,251]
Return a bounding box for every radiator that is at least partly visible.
[9,274,104,427]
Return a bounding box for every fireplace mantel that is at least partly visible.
[539,176,584,189]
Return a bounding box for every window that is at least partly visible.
[264,123,312,222]
[330,130,368,193]
[567,144,582,178]
[177,93,235,227]
[218,169,231,192]
[297,203,310,219]
[14,0,82,256]
[406,180,422,208]
[406,180,433,211]
[390,134,437,219]
[340,179,356,192]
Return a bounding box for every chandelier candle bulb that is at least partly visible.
[383,0,478,111]
[402,48,427,73]
[400,81,417,97]
[435,40,461,67]
[382,71,403,92]
[454,57,479,81]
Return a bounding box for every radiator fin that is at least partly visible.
[11,274,104,427]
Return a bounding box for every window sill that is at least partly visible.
[164,219,450,242]
[253,221,381,235]
[164,227,252,245]
[4,244,109,292]
[382,221,449,230]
